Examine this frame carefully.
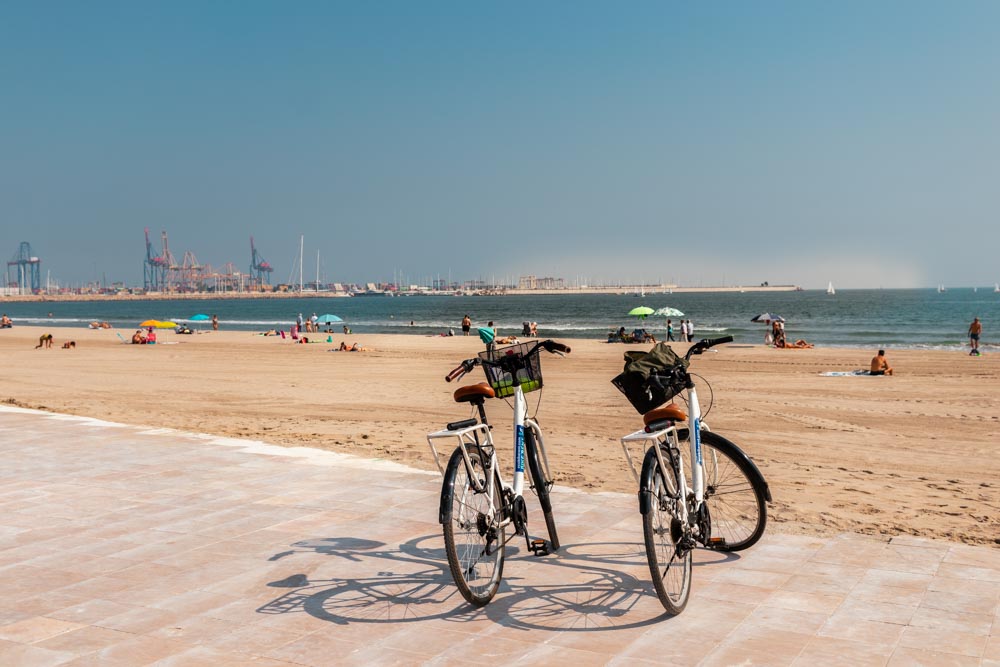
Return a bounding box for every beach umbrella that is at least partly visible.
[155,321,177,329]
[653,307,685,318]
[316,314,343,324]
[139,319,160,327]
[628,306,655,320]
[750,313,785,323]
[190,314,210,321]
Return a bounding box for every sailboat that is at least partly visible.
[994,283,999,293]
[826,281,835,295]
[937,285,946,293]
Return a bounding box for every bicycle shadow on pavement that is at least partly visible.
[256,534,742,632]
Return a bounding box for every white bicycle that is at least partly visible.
[614,336,770,614]
[427,339,570,606]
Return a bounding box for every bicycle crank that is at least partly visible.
[510,495,528,536]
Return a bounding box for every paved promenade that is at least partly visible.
[0,406,997,666]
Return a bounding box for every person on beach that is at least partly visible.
[870,350,894,375]
[461,315,471,336]
[687,319,695,342]
[680,320,689,342]
[212,315,219,331]
[146,328,157,344]
[311,313,319,332]
[296,313,304,330]
[765,321,775,346]
[969,317,982,355]
[530,322,538,337]
[484,321,497,351]
[666,319,674,341]
[35,333,54,349]
[131,330,145,344]
[0,314,12,328]
[342,324,351,335]
[62,341,76,349]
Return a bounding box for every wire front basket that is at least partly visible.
[478,342,543,398]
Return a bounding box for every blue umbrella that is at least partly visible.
[317,314,343,324]
[190,314,210,321]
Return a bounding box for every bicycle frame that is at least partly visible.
[620,384,710,520]
[427,383,548,526]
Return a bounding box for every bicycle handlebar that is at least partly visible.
[684,335,733,360]
[444,339,570,382]
[445,359,477,382]
[542,340,571,355]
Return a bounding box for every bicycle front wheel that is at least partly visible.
[697,430,768,551]
[640,447,692,615]
[441,445,505,606]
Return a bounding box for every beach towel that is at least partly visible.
[820,370,874,376]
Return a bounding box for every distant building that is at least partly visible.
[518,275,565,290]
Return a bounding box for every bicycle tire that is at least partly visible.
[640,446,692,614]
[696,430,768,551]
[524,426,559,551]
[441,445,505,606]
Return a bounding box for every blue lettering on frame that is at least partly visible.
[693,418,702,466]
[515,425,525,472]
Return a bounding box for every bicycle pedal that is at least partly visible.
[529,539,550,556]
[707,537,727,549]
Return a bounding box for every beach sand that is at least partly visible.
[2,325,998,545]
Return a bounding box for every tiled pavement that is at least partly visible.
[0,406,998,666]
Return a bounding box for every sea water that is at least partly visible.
[2,289,996,349]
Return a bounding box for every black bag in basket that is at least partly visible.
[611,342,689,415]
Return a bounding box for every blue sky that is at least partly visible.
[3,1,999,289]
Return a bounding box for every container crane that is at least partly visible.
[6,242,41,294]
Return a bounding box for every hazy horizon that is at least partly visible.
[4,2,1000,289]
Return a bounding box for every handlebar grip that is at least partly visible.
[445,365,466,382]
[543,341,571,354]
[710,335,734,346]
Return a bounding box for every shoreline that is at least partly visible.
[0,284,802,303]
[2,325,998,546]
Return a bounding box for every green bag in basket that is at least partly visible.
[611,342,689,415]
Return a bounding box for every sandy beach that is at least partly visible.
[2,325,998,545]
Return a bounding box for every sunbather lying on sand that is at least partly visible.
[777,339,813,349]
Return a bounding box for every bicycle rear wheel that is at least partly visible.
[696,430,768,551]
[640,446,692,615]
[441,445,505,606]
[524,426,559,551]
